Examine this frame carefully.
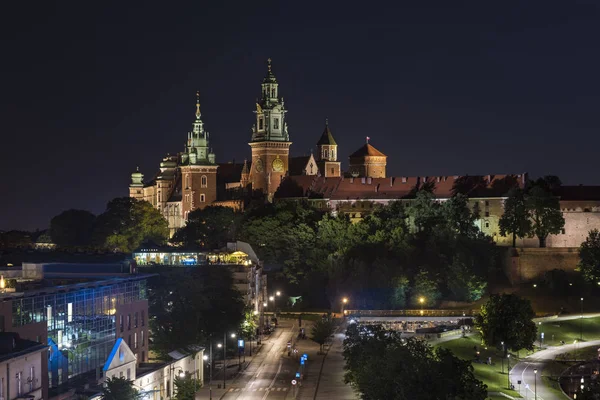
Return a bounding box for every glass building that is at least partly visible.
[9,276,149,388]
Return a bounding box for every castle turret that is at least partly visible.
[316,119,341,177]
[129,167,144,200]
[180,92,219,220]
[248,59,292,200]
[348,139,387,178]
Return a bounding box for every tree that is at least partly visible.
[92,198,168,252]
[443,193,479,238]
[171,206,239,249]
[101,377,140,400]
[50,209,96,248]
[447,258,487,302]
[310,316,335,353]
[406,190,443,233]
[499,187,532,247]
[174,373,201,400]
[578,229,600,283]
[526,186,565,248]
[148,267,245,358]
[343,325,487,400]
[410,270,441,307]
[474,294,537,356]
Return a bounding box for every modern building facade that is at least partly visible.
[0,274,150,391]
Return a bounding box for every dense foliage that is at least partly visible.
[92,197,169,252]
[578,229,600,283]
[310,315,335,353]
[101,377,141,400]
[343,324,488,400]
[174,373,202,400]
[147,267,245,358]
[474,293,537,356]
[233,192,496,309]
[50,209,96,249]
[170,206,239,249]
[498,177,565,248]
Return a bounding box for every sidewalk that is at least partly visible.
[313,331,357,400]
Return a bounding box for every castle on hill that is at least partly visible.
[129,60,600,248]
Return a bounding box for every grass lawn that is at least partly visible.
[436,335,522,397]
[537,316,600,346]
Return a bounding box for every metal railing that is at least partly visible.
[345,309,477,317]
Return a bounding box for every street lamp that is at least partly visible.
[533,368,538,400]
[341,297,348,316]
[580,297,584,341]
[501,341,505,373]
[221,332,236,389]
[203,354,212,400]
[269,296,275,302]
[539,321,544,349]
[419,297,425,313]
[506,354,511,389]
[276,291,281,297]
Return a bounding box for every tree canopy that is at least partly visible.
[50,209,96,248]
[343,324,487,400]
[171,206,239,249]
[174,373,202,400]
[148,267,245,358]
[498,188,531,247]
[474,293,537,356]
[310,315,335,353]
[526,185,565,248]
[101,377,141,400]
[578,229,600,283]
[92,197,168,252]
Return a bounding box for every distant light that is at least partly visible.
[533,284,537,288]
[203,355,208,360]
[231,333,236,338]
[276,291,281,296]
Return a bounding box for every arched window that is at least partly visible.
[271,88,276,97]
[331,150,335,160]
[201,175,207,188]
[200,194,206,203]
[324,149,329,159]
[258,117,264,130]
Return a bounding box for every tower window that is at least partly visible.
[200,194,206,203]
[324,149,329,159]
[186,175,191,188]
[271,88,276,98]
[274,118,279,129]
[259,117,264,130]
[331,150,335,160]
[201,175,207,188]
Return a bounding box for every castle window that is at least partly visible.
[259,117,264,130]
[271,88,276,97]
[485,222,490,228]
[186,175,191,188]
[331,150,335,160]
[485,200,490,206]
[200,194,206,203]
[324,149,329,159]
[485,211,490,217]
[184,211,189,220]
[331,168,334,174]
[274,118,279,129]
[562,228,566,234]
[201,175,207,188]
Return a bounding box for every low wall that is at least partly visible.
[504,247,580,285]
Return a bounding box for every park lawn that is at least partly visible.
[555,344,600,362]
[537,316,600,346]
[436,335,521,397]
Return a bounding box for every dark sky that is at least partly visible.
[1,1,599,231]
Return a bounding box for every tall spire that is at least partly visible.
[195,90,201,119]
[263,58,277,83]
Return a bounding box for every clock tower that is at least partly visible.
[248,59,292,200]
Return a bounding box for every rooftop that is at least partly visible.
[349,143,386,158]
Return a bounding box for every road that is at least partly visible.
[220,320,299,399]
[510,340,600,400]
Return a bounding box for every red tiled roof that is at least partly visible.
[277,174,527,200]
[348,143,386,158]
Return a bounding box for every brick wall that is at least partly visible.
[503,247,580,285]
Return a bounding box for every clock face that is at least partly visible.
[272,157,284,172]
[255,158,264,173]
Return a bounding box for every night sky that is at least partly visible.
[2,1,599,231]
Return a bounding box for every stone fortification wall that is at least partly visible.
[504,247,580,285]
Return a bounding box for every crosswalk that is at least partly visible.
[228,387,289,392]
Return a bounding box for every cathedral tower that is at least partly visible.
[348,139,387,178]
[179,92,218,220]
[316,119,341,177]
[248,59,292,200]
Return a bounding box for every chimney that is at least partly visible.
[367,177,372,185]
[350,177,354,183]
[375,184,379,193]
[361,177,366,184]
[390,177,394,187]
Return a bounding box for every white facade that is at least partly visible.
[0,345,45,400]
[100,338,203,400]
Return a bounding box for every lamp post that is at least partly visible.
[506,354,511,389]
[533,368,538,400]
[203,353,212,400]
[419,297,425,314]
[580,297,584,341]
[341,297,348,317]
[539,321,543,349]
[501,341,505,374]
